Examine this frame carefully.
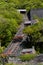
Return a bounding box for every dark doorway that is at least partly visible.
[20,11,26,14]
[27,10,31,21]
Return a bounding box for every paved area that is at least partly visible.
[8,54,43,65]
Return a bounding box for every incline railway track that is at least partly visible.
[2,12,29,56]
[2,34,27,56]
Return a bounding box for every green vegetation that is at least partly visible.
[23,19,43,42]
[0,1,22,47]
[0,18,18,46]
[0,46,4,54]
[0,0,43,10]
[5,63,14,65]
[0,0,43,64]
[23,19,43,53]
[19,54,36,61]
[0,62,43,65]
[0,0,43,53]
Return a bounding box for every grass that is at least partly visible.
[2,62,43,65]
[19,54,37,61]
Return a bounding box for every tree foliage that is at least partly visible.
[0,0,43,9]
[0,1,22,46]
[23,19,43,43]
[0,0,43,49]
[0,17,18,46]
[0,46,4,54]
[23,19,43,52]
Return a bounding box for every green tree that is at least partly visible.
[0,46,4,54]
[23,19,43,44]
[0,2,22,47]
[0,17,18,46]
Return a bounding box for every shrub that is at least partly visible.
[5,63,14,65]
[0,46,4,54]
[19,54,37,61]
[5,63,25,65]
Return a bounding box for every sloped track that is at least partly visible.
[3,34,27,56]
[2,14,28,56]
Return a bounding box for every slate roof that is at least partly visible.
[30,8,43,20]
[17,9,26,12]
[21,48,34,53]
[24,21,31,24]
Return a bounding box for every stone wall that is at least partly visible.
[30,8,43,20]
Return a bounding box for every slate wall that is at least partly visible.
[30,8,43,20]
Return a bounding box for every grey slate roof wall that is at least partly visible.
[30,8,43,20]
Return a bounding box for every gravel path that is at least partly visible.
[8,54,43,65]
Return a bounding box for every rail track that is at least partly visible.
[3,14,28,56]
